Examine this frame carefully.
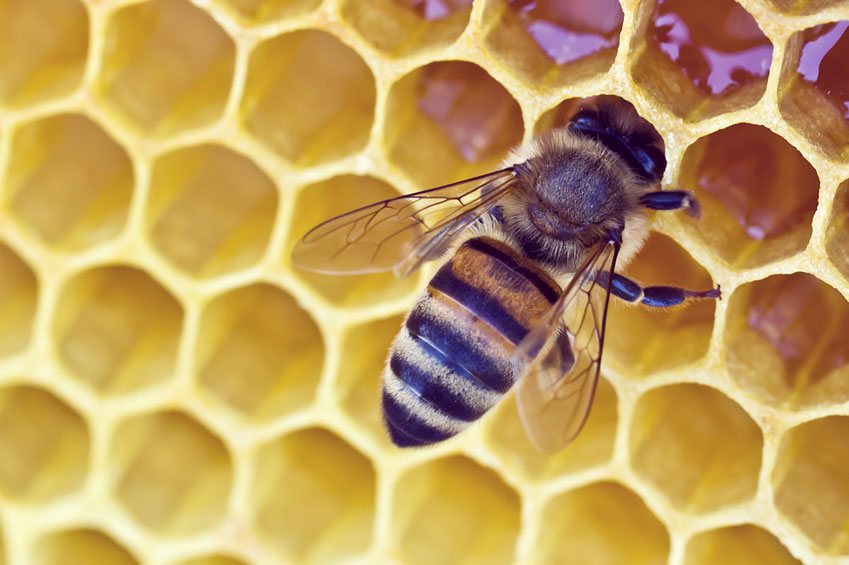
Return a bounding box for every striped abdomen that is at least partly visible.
[382,236,561,447]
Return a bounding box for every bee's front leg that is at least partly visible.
[640,190,701,218]
[597,271,721,307]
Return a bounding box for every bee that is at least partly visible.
[293,97,721,452]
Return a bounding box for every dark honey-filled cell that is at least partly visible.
[684,524,800,565]
[779,21,849,161]
[725,273,849,409]
[385,61,523,188]
[240,30,375,166]
[0,243,38,358]
[97,0,235,137]
[214,0,321,25]
[0,0,88,107]
[342,0,472,57]
[606,232,717,376]
[678,124,818,268]
[630,0,773,121]
[482,0,623,88]
[33,529,138,565]
[826,180,849,280]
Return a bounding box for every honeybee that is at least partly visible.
[293,97,721,452]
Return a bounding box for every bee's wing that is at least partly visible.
[512,240,620,453]
[292,168,517,278]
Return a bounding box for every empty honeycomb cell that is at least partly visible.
[194,283,323,421]
[779,21,849,161]
[97,0,235,137]
[250,427,375,562]
[289,175,419,307]
[0,242,38,357]
[33,528,138,565]
[384,60,523,188]
[52,265,183,396]
[725,273,849,409]
[606,232,717,376]
[240,30,375,166]
[0,384,89,503]
[630,0,773,121]
[213,0,321,25]
[341,0,472,57]
[684,524,800,565]
[483,376,617,480]
[173,555,246,565]
[826,179,849,280]
[111,410,232,534]
[482,0,623,88]
[534,481,670,564]
[629,384,763,513]
[389,455,520,564]
[146,144,277,278]
[0,0,88,107]
[2,113,134,251]
[678,123,818,268]
[773,416,849,554]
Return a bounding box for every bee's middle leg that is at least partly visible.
[598,272,721,308]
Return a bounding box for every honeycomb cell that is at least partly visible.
[606,233,717,376]
[33,528,138,565]
[483,376,617,480]
[0,384,89,503]
[214,0,321,25]
[2,114,134,251]
[534,481,670,564]
[146,144,277,278]
[678,124,819,268]
[827,180,849,280]
[342,0,472,57]
[725,273,849,409]
[683,524,800,565]
[774,416,849,554]
[0,0,88,107]
[385,61,523,188]
[629,384,762,513]
[389,456,520,564]
[779,21,849,161]
[289,175,419,307]
[173,555,246,565]
[52,265,183,396]
[630,0,773,121]
[251,428,375,562]
[240,30,375,166]
[111,410,232,535]
[482,0,623,88]
[194,283,323,421]
[0,242,38,357]
[97,0,235,137]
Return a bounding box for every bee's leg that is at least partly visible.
[597,271,721,307]
[640,190,701,218]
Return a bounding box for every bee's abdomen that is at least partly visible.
[382,236,560,447]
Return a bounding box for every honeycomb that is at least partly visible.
[1,0,849,563]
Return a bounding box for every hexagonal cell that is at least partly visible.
[482,0,623,88]
[0,242,38,357]
[214,0,321,25]
[606,232,717,376]
[725,273,849,410]
[194,283,324,421]
[146,144,277,278]
[826,179,849,280]
[630,0,773,121]
[684,524,800,565]
[33,528,138,565]
[289,175,419,307]
[0,0,88,106]
[385,61,523,188]
[111,410,232,535]
[240,30,375,166]
[629,384,762,513]
[2,114,134,251]
[0,384,89,503]
[251,428,375,562]
[342,0,472,57]
[678,124,818,269]
[52,265,183,396]
[97,0,235,137]
[774,416,849,554]
[173,555,246,565]
[534,481,670,564]
[389,456,520,564]
[778,21,849,161]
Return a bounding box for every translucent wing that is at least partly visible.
[513,240,620,453]
[292,168,517,278]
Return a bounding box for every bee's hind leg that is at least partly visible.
[597,272,721,307]
[640,190,701,218]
